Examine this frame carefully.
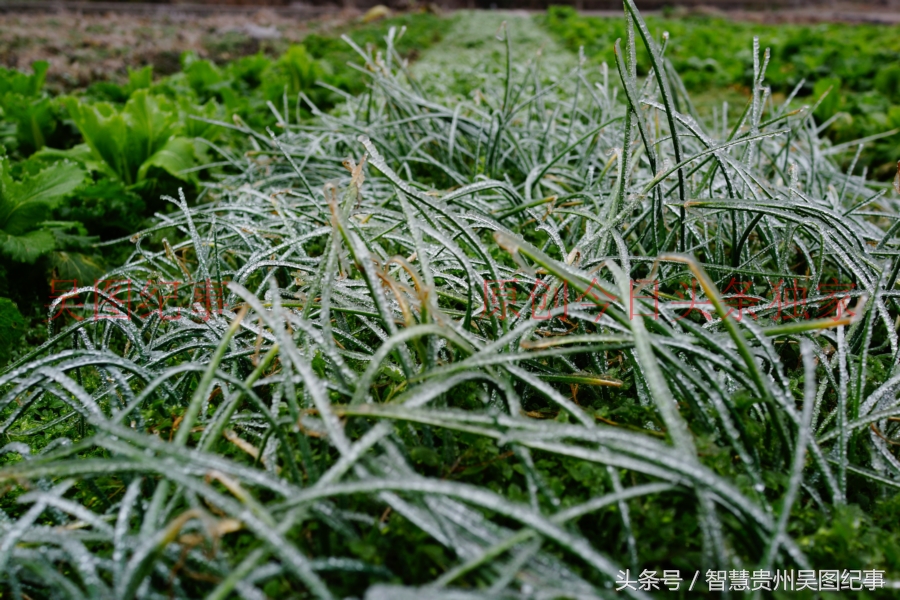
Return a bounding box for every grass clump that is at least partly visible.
[1,5,900,599]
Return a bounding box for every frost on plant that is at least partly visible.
[1,7,899,600]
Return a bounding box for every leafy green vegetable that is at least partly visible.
[302,12,449,94]
[48,245,105,284]
[83,65,155,104]
[166,47,331,127]
[0,61,61,155]
[59,90,197,186]
[55,178,145,238]
[1,95,57,154]
[0,155,85,262]
[0,60,48,97]
[263,44,331,105]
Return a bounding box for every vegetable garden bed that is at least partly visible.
[1,6,899,599]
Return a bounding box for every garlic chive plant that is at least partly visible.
[2,4,898,598]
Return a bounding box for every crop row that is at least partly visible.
[542,6,900,180]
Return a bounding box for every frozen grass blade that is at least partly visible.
[1,7,898,598]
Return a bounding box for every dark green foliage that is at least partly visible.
[542,6,900,178]
[303,12,450,95]
[55,179,146,239]
[0,297,26,367]
[0,155,85,263]
[0,61,63,155]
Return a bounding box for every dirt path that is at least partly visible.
[413,10,578,94]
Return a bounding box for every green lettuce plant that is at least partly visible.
[83,65,155,104]
[0,154,104,282]
[263,44,331,105]
[0,155,85,263]
[52,89,197,187]
[0,156,96,366]
[0,61,61,155]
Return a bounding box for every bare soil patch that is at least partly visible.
[0,8,357,91]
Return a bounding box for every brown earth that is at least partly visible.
[0,8,358,92]
[3,3,899,92]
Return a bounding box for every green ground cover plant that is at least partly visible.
[541,6,900,180]
[1,5,900,599]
